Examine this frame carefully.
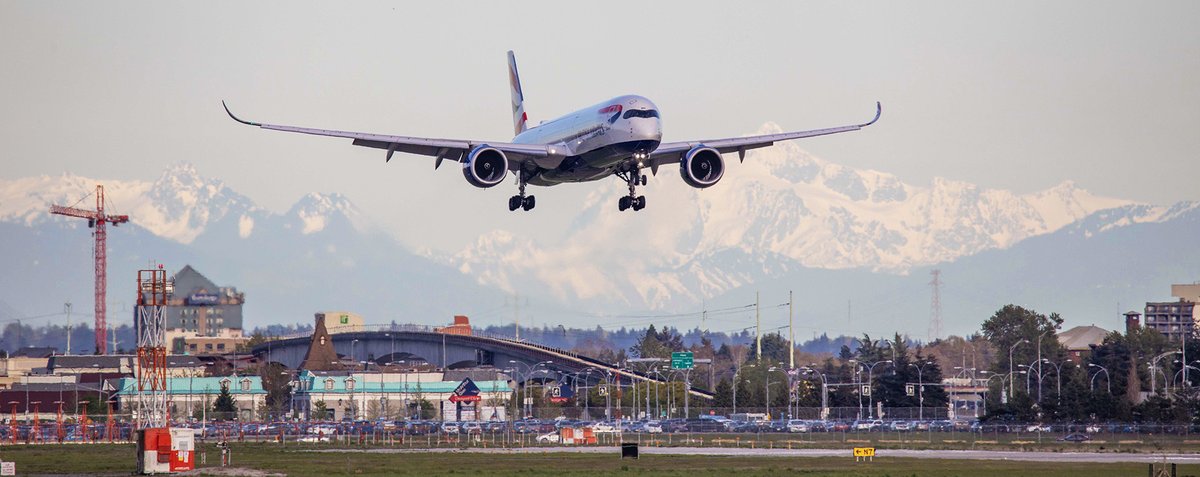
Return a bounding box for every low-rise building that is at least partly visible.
[293,370,510,421]
[1057,325,1110,363]
[46,355,208,378]
[0,381,104,419]
[0,352,53,389]
[111,376,266,422]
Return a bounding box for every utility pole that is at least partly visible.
[65,303,72,356]
[788,291,794,369]
[929,270,943,342]
[755,292,762,360]
[512,292,522,341]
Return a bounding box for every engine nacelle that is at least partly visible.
[462,145,508,188]
[679,146,724,188]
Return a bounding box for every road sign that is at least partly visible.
[0,461,13,476]
[853,447,875,462]
[861,385,871,397]
[671,352,694,370]
[905,384,915,396]
[449,395,481,403]
[598,385,609,396]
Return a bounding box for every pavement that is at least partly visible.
[311,446,1200,463]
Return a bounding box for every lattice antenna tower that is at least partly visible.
[134,267,173,429]
[928,269,943,342]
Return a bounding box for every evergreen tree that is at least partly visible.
[713,378,733,409]
[310,400,329,420]
[748,333,792,364]
[213,385,237,421]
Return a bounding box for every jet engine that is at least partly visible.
[679,146,724,188]
[462,145,508,188]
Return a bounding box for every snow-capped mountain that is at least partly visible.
[0,163,499,327]
[452,123,1135,308]
[0,144,1194,335]
[0,163,262,244]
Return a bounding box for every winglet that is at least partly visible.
[859,101,882,127]
[222,101,261,127]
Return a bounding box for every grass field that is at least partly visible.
[1,443,1198,477]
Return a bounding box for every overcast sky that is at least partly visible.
[1,1,1197,253]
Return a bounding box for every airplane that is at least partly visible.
[223,51,880,212]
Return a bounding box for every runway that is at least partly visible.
[312,446,1200,464]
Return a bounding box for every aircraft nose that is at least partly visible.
[634,118,663,142]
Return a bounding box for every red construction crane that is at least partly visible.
[49,184,128,355]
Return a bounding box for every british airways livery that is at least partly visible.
[224,51,880,212]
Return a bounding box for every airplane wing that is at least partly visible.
[645,102,881,169]
[223,102,553,170]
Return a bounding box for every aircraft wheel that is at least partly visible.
[633,196,646,211]
[508,196,521,211]
[522,195,536,211]
[618,196,631,211]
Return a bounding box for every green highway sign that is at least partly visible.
[671,352,694,370]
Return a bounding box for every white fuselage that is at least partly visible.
[511,95,662,186]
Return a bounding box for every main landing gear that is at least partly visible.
[509,175,535,211]
[616,170,647,212]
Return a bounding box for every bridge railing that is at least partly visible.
[265,323,523,342]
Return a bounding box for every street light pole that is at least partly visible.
[1040,359,1065,402]
[765,366,779,419]
[1009,339,1027,401]
[861,360,892,419]
[1087,363,1111,394]
[801,366,828,420]
[909,362,930,421]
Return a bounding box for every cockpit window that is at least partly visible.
[622,109,659,119]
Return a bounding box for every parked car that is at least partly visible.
[661,419,689,433]
[786,419,809,433]
[536,431,560,443]
[853,420,883,431]
[405,421,438,435]
[482,421,508,433]
[440,422,461,434]
[1059,433,1091,442]
[460,422,482,434]
[683,418,727,433]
